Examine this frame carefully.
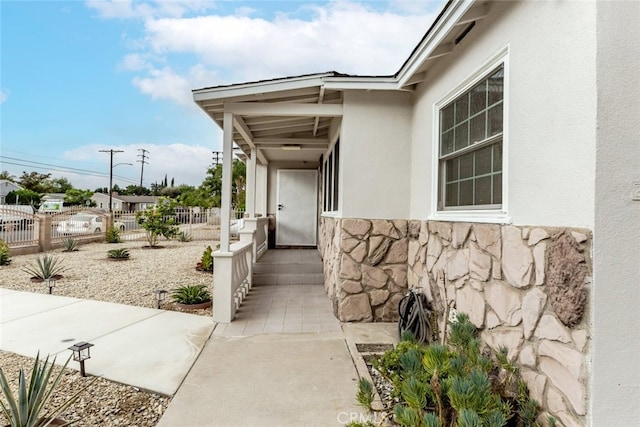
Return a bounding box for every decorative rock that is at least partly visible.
[385,239,408,264]
[534,315,572,343]
[528,228,550,246]
[342,236,360,252]
[469,242,491,281]
[469,278,484,292]
[368,236,392,266]
[408,240,421,264]
[369,289,390,306]
[393,220,408,238]
[521,369,546,403]
[407,267,421,288]
[372,220,398,238]
[545,386,582,427]
[430,221,452,241]
[546,231,588,327]
[571,231,588,243]
[339,253,362,280]
[485,281,522,326]
[502,225,534,288]
[533,242,546,286]
[492,259,502,280]
[383,265,407,288]
[408,220,421,239]
[485,310,501,329]
[418,221,429,246]
[521,227,530,239]
[519,344,537,368]
[375,292,403,321]
[540,357,586,415]
[361,264,388,289]
[341,280,363,294]
[456,285,485,328]
[350,241,368,263]
[426,235,443,272]
[339,293,373,322]
[452,277,466,289]
[473,223,501,258]
[451,222,471,249]
[481,327,524,361]
[539,340,583,379]
[571,329,589,352]
[342,219,371,237]
[446,248,469,281]
[522,287,547,339]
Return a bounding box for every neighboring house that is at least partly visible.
[0,180,23,204]
[91,192,158,211]
[193,1,639,425]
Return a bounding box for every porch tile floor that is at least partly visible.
[212,283,340,336]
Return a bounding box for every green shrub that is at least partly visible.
[22,255,67,280]
[61,237,78,252]
[364,313,542,427]
[107,248,130,260]
[177,231,192,242]
[105,226,121,243]
[196,246,214,272]
[170,284,211,305]
[0,353,93,427]
[0,239,10,266]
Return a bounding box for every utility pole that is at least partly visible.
[99,149,124,212]
[137,149,149,192]
[212,151,223,166]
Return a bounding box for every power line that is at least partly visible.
[99,150,125,212]
[0,158,138,185]
[137,149,149,188]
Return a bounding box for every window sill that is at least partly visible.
[321,211,342,219]
[429,210,511,224]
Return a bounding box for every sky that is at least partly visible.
[0,0,443,191]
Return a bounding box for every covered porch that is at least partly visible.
[192,73,345,323]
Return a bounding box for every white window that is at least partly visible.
[323,139,340,212]
[438,65,504,212]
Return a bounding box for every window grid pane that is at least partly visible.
[439,65,504,209]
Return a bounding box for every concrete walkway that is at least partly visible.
[0,288,214,395]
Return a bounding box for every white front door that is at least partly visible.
[276,169,318,246]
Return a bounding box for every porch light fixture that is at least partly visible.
[44,277,56,294]
[154,289,168,309]
[68,341,94,377]
[281,145,301,151]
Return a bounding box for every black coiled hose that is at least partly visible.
[397,288,432,344]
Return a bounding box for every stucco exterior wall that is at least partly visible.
[409,0,597,228]
[340,90,412,220]
[591,1,640,425]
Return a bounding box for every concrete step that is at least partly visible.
[252,261,323,275]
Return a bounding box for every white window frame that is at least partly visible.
[322,137,341,215]
[430,45,511,224]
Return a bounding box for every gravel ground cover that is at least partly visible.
[0,239,216,426]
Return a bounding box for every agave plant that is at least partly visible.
[0,238,10,266]
[22,255,67,281]
[0,353,91,427]
[61,238,78,253]
[170,284,211,305]
[107,248,130,260]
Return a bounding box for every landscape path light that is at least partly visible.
[154,289,168,309]
[68,341,94,377]
[45,277,56,294]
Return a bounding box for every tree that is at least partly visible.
[64,189,95,206]
[0,171,16,182]
[122,185,150,196]
[18,172,54,194]
[200,159,246,208]
[5,189,40,205]
[135,198,180,247]
[50,177,73,193]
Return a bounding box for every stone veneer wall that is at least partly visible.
[319,217,591,427]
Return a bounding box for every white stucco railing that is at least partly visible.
[239,217,269,260]
[212,240,254,323]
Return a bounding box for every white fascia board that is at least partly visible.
[224,102,343,117]
[193,74,331,102]
[397,0,476,87]
[323,77,401,91]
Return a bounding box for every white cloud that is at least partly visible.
[0,89,8,104]
[61,142,214,190]
[131,64,218,105]
[118,53,151,71]
[86,0,217,20]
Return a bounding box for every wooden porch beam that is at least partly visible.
[224,102,343,117]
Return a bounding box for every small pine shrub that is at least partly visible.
[107,248,130,260]
[62,237,78,252]
[105,226,121,243]
[0,238,10,265]
[196,246,214,272]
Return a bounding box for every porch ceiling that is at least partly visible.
[193,75,344,165]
